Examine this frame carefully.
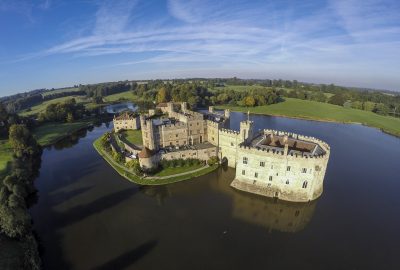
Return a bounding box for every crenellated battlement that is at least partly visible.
[160,122,187,129]
[219,128,240,136]
[262,129,330,152]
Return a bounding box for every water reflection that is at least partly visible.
[140,168,317,233]
[103,102,137,114]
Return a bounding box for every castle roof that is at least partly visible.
[114,112,137,121]
[138,147,154,158]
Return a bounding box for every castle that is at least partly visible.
[113,112,140,132]
[113,102,330,202]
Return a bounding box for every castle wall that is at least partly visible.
[206,120,220,146]
[161,145,217,161]
[218,128,240,168]
[232,135,330,202]
[113,116,140,132]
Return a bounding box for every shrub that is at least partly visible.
[207,156,219,166]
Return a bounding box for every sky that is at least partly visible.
[0,0,399,95]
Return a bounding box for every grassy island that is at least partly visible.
[93,134,218,185]
[216,98,400,137]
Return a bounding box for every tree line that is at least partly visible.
[0,124,42,269]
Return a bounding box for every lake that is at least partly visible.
[29,112,400,270]
[102,102,137,114]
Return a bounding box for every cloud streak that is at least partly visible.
[2,0,400,91]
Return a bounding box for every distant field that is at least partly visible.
[0,139,13,175]
[121,130,143,145]
[211,84,271,92]
[216,98,400,137]
[19,95,91,116]
[103,90,138,102]
[33,119,94,146]
[42,87,80,97]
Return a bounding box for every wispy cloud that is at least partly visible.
[3,0,400,91]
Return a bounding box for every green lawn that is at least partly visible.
[19,95,90,116]
[42,87,80,97]
[93,135,218,185]
[33,119,94,146]
[121,130,143,145]
[154,164,204,177]
[0,139,13,175]
[216,98,400,137]
[103,90,139,102]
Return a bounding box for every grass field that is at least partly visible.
[42,87,80,97]
[121,130,143,145]
[0,139,12,175]
[19,95,90,116]
[154,164,204,177]
[33,119,94,146]
[216,98,400,137]
[103,90,139,102]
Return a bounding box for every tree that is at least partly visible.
[9,124,41,158]
[156,87,168,103]
[66,112,75,123]
[328,93,346,106]
[243,96,256,107]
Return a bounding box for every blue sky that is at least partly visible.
[0,0,399,95]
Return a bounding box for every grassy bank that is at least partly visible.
[93,136,217,185]
[19,95,89,116]
[216,98,400,137]
[33,119,94,146]
[154,163,204,177]
[0,139,12,176]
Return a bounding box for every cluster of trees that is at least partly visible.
[0,125,42,237]
[38,98,86,123]
[327,92,396,115]
[142,83,213,108]
[0,125,42,268]
[80,82,133,98]
[211,88,281,107]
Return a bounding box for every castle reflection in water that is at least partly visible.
[140,167,317,233]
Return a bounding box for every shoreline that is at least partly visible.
[215,106,400,138]
[93,136,218,186]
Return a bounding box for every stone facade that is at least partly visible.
[113,112,140,132]
[126,102,330,202]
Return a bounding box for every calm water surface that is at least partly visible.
[29,112,400,270]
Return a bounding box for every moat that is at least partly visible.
[29,111,400,270]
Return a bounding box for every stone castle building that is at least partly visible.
[116,102,330,202]
[113,112,140,132]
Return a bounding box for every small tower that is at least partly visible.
[209,106,214,113]
[181,102,188,113]
[239,111,254,143]
[224,109,230,118]
[167,102,174,113]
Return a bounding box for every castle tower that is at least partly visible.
[147,119,156,150]
[167,102,174,113]
[181,102,188,113]
[139,114,146,127]
[239,111,254,143]
[224,109,230,118]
